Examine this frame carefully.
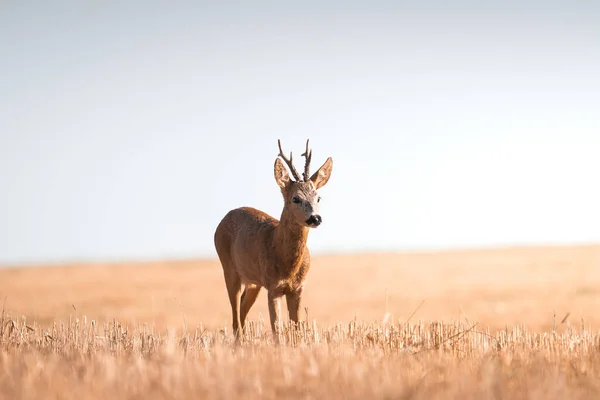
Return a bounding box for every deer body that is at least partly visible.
[214,139,333,339]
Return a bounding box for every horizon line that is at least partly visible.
[1,240,598,270]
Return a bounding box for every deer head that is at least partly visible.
[274,139,333,228]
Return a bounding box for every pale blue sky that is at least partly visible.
[1,1,599,265]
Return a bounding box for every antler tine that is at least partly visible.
[301,138,312,181]
[277,139,301,181]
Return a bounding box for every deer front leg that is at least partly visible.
[286,287,303,325]
[267,290,282,337]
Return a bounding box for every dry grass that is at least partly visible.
[1,244,600,399]
[2,313,600,399]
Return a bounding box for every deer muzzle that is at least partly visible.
[306,214,322,227]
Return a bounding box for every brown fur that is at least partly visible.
[214,139,333,339]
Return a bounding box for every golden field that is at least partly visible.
[1,243,600,399]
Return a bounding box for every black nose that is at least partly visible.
[306,215,322,226]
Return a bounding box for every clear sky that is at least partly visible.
[1,1,599,265]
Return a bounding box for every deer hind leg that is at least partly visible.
[222,270,243,339]
[240,285,261,331]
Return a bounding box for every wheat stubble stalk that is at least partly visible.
[1,312,600,400]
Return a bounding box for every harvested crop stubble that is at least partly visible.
[1,314,600,399]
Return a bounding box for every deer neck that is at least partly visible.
[273,207,309,277]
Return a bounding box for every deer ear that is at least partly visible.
[274,158,290,189]
[310,157,333,189]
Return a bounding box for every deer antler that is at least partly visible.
[301,139,312,182]
[277,139,301,181]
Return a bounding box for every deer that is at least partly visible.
[214,139,333,341]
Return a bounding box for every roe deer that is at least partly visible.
[214,139,333,340]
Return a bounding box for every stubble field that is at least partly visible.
[1,244,599,399]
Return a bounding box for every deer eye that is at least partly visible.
[317,196,321,202]
[292,197,301,204]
